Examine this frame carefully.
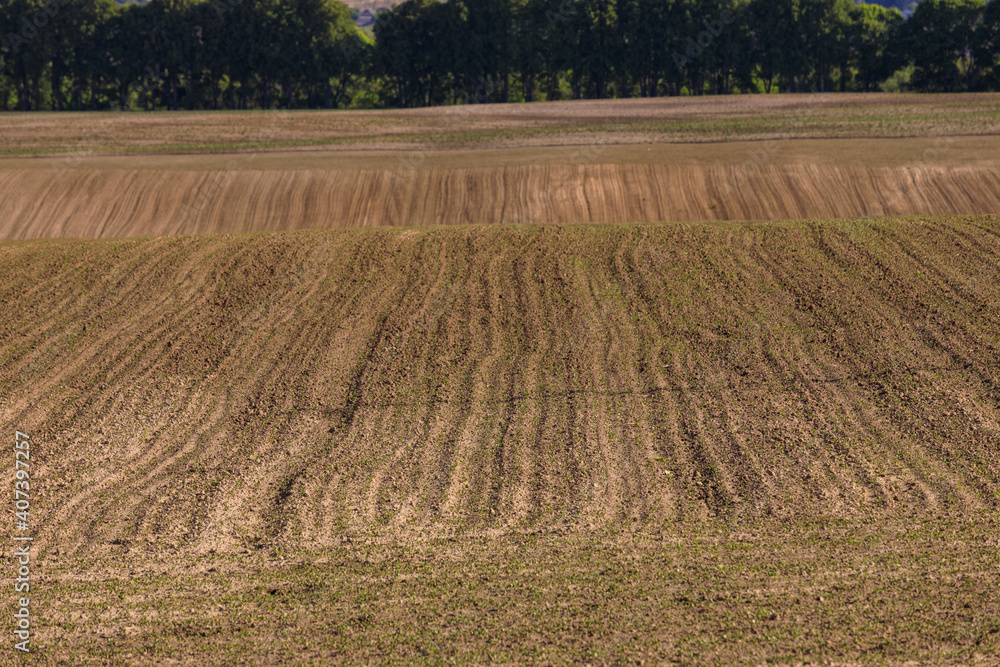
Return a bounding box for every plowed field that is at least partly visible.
[4,95,1000,663]
[4,94,1000,242]
[4,137,1000,239]
[3,217,1000,663]
[3,93,1000,156]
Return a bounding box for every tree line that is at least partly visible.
[1,0,998,111]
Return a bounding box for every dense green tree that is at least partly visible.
[454,0,515,102]
[973,0,1000,90]
[0,0,997,112]
[147,0,204,109]
[65,0,119,109]
[692,0,746,94]
[376,0,462,106]
[848,3,904,91]
[4,0,53,109]
[797,0,854,91]
[566,0,619,98]
[511,0,546,101]
[618,0,669,97]
[530,0,576,100]
[748,0,799,92]
[903,0,985,91]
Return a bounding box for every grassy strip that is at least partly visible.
[25,517,1000,665]
[2,105,1000,158]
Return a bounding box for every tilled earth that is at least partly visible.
[2,93,999,157]
[2,217,999,663]
[4,137,1000,240]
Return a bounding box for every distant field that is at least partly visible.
[1,93,999,157]
[2,217,999,663]
[3,94,999,240]
[4,136,1000,239]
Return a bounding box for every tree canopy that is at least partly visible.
[1,0,998,110]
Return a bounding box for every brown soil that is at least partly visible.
[4,97,1000,663]
[2,217,1000,662]
[1,93,998,157]
[3,137,1000,239]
